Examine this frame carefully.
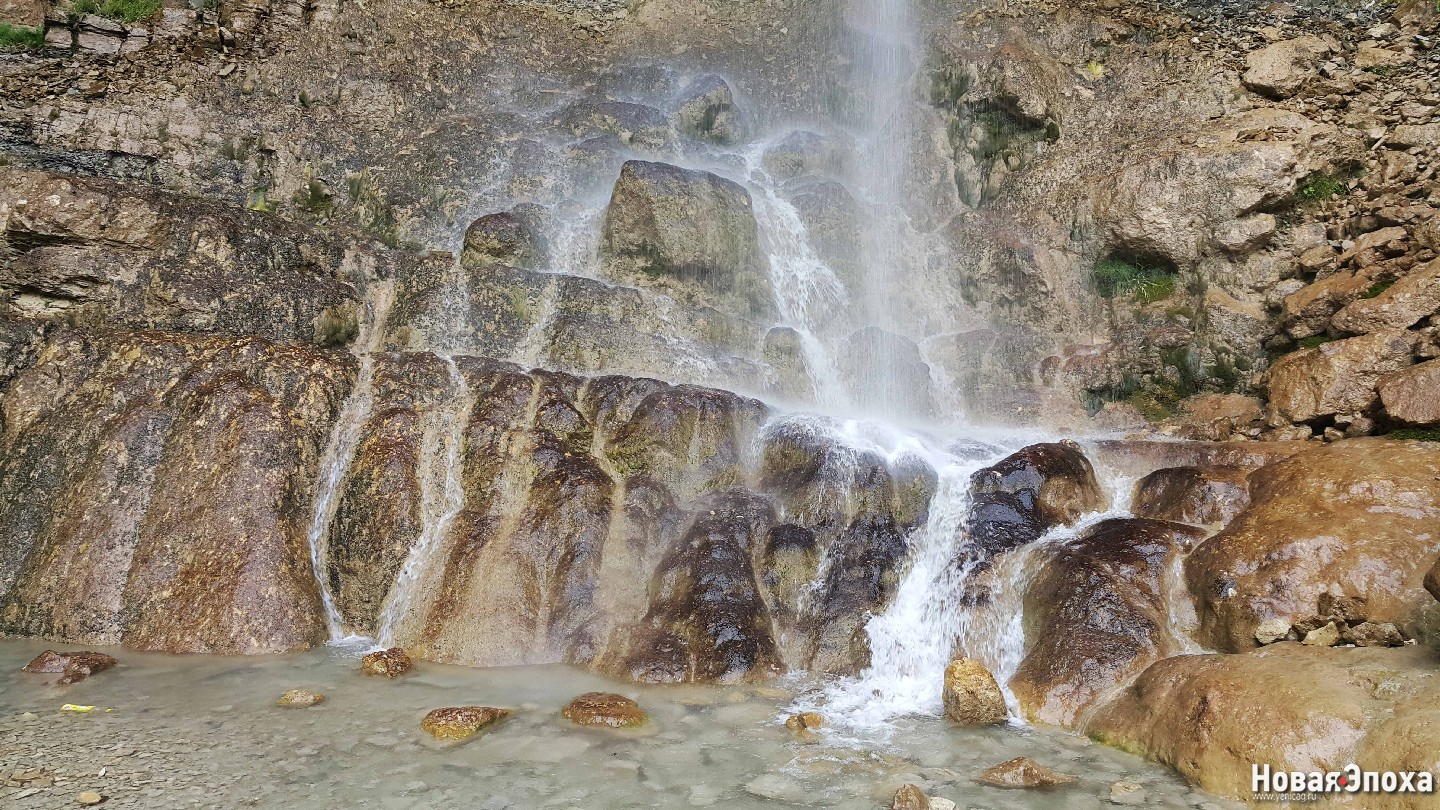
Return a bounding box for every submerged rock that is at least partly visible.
[942,657,1006,726]
[419,706,511,740]
[976,757,1074,789]
[276,689,326,708]
[22,650,117,685]
[561,692,648,728]
[784,711,824,731]
[361,648,413,678]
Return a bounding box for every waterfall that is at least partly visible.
[304,281,396,643]
[375,355,471,647]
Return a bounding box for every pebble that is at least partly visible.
[76,790,103,805]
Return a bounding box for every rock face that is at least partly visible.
[1185,440,1440,652]
[1132,466,1250,526]
[1011,518,1206,726]
[0,331,352,654]
[1088,644,1440,802]
[361,648,413,677]
[419,706,511,740]
[600,160,771,319]
[561,692,648,728]
[942,658,1007,725]
[976,757,1074,789]
[21,650,118,685]
[460,209,542,271]
[1378,359,1440,427]
[672,74,740,144]
[966,441,1105,556]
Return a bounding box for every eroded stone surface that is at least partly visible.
[561,692,648,728]
[419,706,511,740]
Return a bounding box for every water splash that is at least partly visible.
[304,281,396,643]
[375,355,472,647]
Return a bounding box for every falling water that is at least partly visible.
[304,281,396,643]
[375,356,472,647]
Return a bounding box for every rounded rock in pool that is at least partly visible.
[360,647,413,678]
[420,706,512,740]
[561,692,649,728]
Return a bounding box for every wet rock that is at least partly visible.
[1132,466,1250,527]
[1011,519,1206,726]
[555,100,673,151]
[784,711,824,731]
[836,327,936,419]
[460,208,542,271]
[672,74,740,144]
[1265,330,1416,423]
[787,180,864,288]
[1301,621,1341,647]
[561,692,648,728]
[21,650,117,685]
[1109,782,1146,806]
[0,331,351,655]
[762,130,849,180]
[976,757,1075,789]
[966,441,1104,555]
[1163,394,1264,442]
[276,689,326,708]
[1185,440,1440,652]
[608,492,782,684]
[891,784,929,810]
[419,706,511,740]
[942,658,1006,726]
[361,647,413,678]
[1242,37,1330,98]
[1378,359,1440,427]
[600,160,771,319]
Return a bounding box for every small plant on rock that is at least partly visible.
[1298,173,1345,203]
[1091,258,1176,303]
[0,23,45,50]
[71,0,163,23]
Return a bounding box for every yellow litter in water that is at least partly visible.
[60,704,96,713]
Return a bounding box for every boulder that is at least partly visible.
[672,74,741,144]
[1281,268,1387,339]
[1163,394,1264,442]
[460,207,543,271]
[1427,561,1440,603]
[762,130,849,180]
[1301,621,1341,646]
[1087,644,1436,801]
[1011,519,1207,726]
[419,706,511,740]
[942,657,1007,725]
[276,689,325,708]
[891,784,929,810]
[1332,259,1440,335]
[976,757,1074,789]
[1242,37,1330,98]
[554,100,673,151]
[1132,466,1250,526]
[1266,330,1417,423]
[966,441,1105,556]
[1345,621,1404,647]
[1185,440,1440,652]
[361,647,413,677]
[21,650,117,685]
[835,327,936,419]
[1379,359,1440,426]
[600,160,771,318]
[561,692,648,728]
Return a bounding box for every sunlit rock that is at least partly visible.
[965,441,1104,556]
[419,706,511,740]
[941,657,1006,726]
[561,692,648,728]
[361,647,413,678]
[976,757,1074,788]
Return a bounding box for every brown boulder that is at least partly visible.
[966,441,1105,556]
[1185,440,1440,652]
[361,647,413,678]
[1163,394,1264,442]
[1332,258,1440,335]
[1087,644,1437,802]
[1132,466,1250,526]
[1266,330,1416,423]
[1011,519,1207,726]
[942,657,1007,726]
[1280,268,1386,339]
[784,711,824,731]
[561,692,648,728]
[419,706,511,740]
[1242,36,1330,98]
[1379,359,1440,427]
[976,757,1074,789]
[22,650,117,685]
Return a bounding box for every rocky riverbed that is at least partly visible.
[0,639,1240,810]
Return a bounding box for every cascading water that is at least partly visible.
[304,281,396,644]
[375,355,472,647]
